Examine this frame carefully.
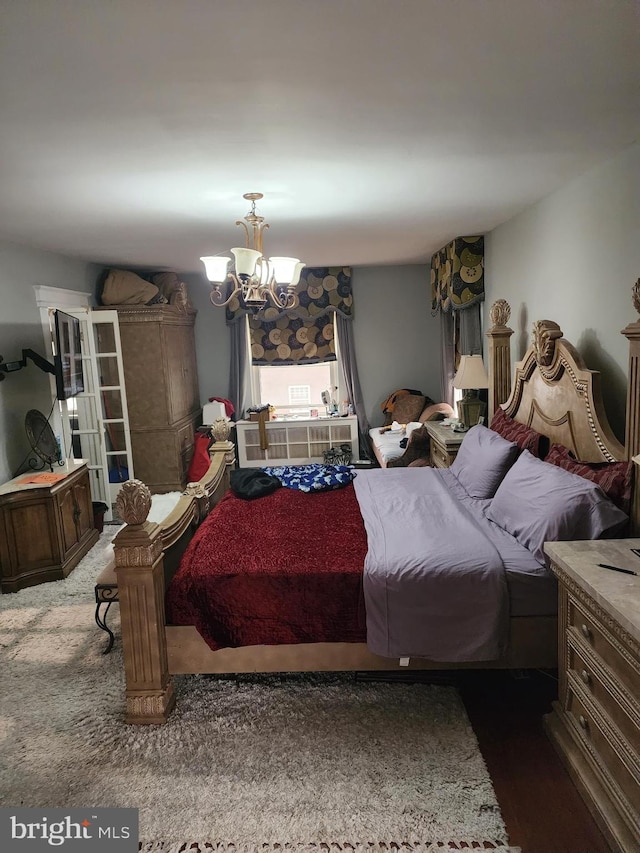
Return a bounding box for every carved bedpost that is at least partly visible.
[113,480,175,725]
[486,299,514,423]
[209,418,236,489]
[621,280,640,460]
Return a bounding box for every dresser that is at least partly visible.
[110,304,201,492]
[0,460,99,592]
[423,421,465,468]
[544,540,640,852]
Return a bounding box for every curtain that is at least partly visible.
[226,267,369,450]
[440,310,456,407]
[459,302,482,356]
[336,313,371,460]
[431,235,485,406]
[228,315,252,421]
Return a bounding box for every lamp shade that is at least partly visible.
[200,256,231,282]
[269,257,303,284]
[452,355,489,390]
[231,247,262,278]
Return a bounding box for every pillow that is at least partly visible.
[490,407,545,458]
[486,450,629,563]
[186,432,212,483]
[449,424,519,498]
[545,443,633,515]
[391,394,427,425]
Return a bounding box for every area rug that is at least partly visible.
[0,528,518,852]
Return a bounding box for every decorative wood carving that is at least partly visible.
[115,479,152,525]
[503,326,624,463]
[210,418,231,443]
[489,298,511,328]
[114,515,174,725]
[632,278,640,316]
[532,320,563,367]
[486,299,514,424]
[184,482,206,498]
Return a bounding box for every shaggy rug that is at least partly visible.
[0,528,518,852]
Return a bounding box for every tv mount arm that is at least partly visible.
[0,349,55,381]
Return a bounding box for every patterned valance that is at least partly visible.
[226,266,353,325]
[249,312,337,365]
[430,236,484,313]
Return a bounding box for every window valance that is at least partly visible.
[430,236,484,314]
[250,312,337,366]
[234,267,351,366]
[226,266,353,325]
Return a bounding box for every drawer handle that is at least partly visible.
[580,623,592,641]
[578,714,589,731]
[580,669,591,686]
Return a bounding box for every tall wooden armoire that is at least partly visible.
[111,304,201,493]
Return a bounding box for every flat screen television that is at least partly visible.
[54,310,85,400]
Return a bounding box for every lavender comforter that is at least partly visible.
[353,468,509,662]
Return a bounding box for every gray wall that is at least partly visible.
[484,143,640,441]
[351,265,441,428]
[182,272,230,408]
[187,264,442,431]
[0,240,100,483]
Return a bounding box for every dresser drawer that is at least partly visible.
[568,594,639,703]
[566,685,640,817]
[568,641,640,762]
[430,440,449,468]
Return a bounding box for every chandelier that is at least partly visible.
[200,192,305,310]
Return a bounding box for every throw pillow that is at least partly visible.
[490,407,546,458]
[545,443,633,515]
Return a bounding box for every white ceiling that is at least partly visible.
[0,0,638,273]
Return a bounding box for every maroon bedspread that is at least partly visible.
[166,484,368,650]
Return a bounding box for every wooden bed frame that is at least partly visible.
[111,296,640,724]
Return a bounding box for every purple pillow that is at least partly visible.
[449,424,519,498]
[486,450,629,563]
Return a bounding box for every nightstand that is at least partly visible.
[423,421,465,468]
[544,539,640,852]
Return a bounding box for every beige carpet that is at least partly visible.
[0,528,518,852]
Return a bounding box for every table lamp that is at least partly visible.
[452,355,489,429]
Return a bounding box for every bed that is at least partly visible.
[111,299,640,724]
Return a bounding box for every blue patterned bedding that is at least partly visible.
[263,464,356,493]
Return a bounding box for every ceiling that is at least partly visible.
[0,0,638,273]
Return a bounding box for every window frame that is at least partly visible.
[249,314,344,417]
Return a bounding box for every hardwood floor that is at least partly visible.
[457,669,612,853]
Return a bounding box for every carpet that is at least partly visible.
[0,528,518,852]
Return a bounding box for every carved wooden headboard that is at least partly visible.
[501,318,625,463]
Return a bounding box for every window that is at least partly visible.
[255,362,339,418]
[251,314,343,419]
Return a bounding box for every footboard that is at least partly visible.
[113,436,234,724]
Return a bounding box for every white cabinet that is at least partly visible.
[236,415,358,468]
